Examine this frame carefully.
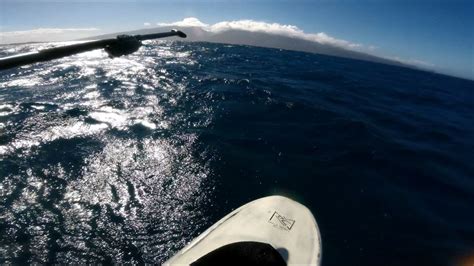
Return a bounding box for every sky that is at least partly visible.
[0,0,473,79]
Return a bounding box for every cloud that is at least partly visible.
[158,17,363,50]
[157,17,208,28]
[384,56,435,69]
[144,22,151,27]
[368,45,378,51]
[0,28,100,44]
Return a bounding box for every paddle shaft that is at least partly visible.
[0,30,186,71]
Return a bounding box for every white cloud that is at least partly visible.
[157,17,209,28]
[368,45,378,51]
[308,32,362,49]
[144,22,151,27]
[210,20,300,35]
[0,28,100,44]
[1,28,99,36]
[383,56,435,69]
[157,17,363,50]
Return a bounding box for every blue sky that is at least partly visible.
[0,0,473,79]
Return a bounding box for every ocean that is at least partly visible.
[0,41,473,265]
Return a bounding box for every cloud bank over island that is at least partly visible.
[154,17,433,70]
[157,17,364,51]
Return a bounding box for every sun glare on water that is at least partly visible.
[0,41,215,263]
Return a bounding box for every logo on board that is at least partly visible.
[269,211,295,231]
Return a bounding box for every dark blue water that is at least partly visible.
[0,41,473,265]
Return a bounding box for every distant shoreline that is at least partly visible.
[1,34,472,82]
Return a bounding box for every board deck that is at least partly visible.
[164,195,322,265]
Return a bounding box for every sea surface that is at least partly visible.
[0,41,473,265]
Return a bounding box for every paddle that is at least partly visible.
[0,29,187,70]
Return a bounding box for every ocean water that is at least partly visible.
[0,41,473,265]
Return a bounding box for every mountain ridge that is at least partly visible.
[83,26,415,70]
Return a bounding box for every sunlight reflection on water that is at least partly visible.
[0,41,215,263]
